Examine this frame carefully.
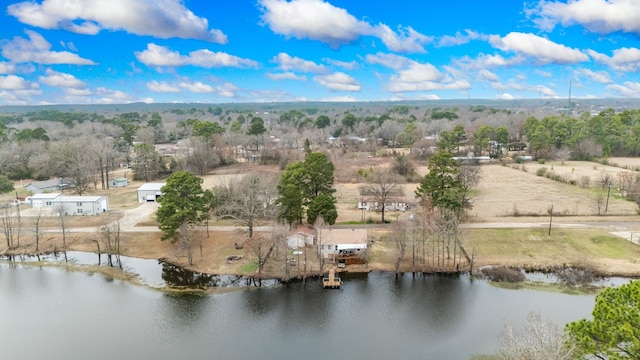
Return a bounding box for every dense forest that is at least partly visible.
[0,102,639,192]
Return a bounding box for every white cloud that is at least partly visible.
[387,62,471,92]
[437,29,483,47]
[259,0,430,52]
[575,68,612,83]
[373,24,432,53]
[0,75,36,90]
[135,44,258,68]
[313,72,360,92]
[266,72,307,81]
[0,62,15,74]
[496,93,516,100]
[1,30,96,65]
[606,81,640,97]
[8,0,227,43]
[66,88,92,96]
[365,52,414,70]
[489,32,589,64]
[39,69,85,88]
[588,47,640,72]
[272,53,326,73]
[321,95,357,102]
[478,69,500,82]
[147,80,180,93]
[323,58,358,70]
[534,69,553,77]
[453,53,524,70]
[529,0,640,34]
[94,87,137,104]
[259,0,370,47]
[178,81,215,93]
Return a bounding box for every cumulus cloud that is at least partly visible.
[321,95,357,102]
[478,69,500,82]
[94,87,137,104]
[266,72,307,81]
[373,25,432,53]
[365,52,414,70]
[0,62,15,74]
[366,52,470,93]
[272,52,326,73]
[259,0,430,52]
[147,78,239,97]
[588,47,640,72]
[575,68,612,83]
[453,53,525,70]
[0,75,37,90]
[496,93,516,100]
[8,0,227,43]
[489,32,589,64]
[135,44,258,68]
[1,30,96,65]
[437,29,483,47]
[147,80,180,92]
[322,58,358,70]
[529,0,640,34]
[313,72,360,92]
[39,69,85,88]
[606,81,640,97]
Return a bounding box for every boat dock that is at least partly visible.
[322,269,342,289]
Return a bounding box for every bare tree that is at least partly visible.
[553,146,572,165]
[498,312,574,360]
[32,208,45,252]
[392,219,410,274]
[244,234,276,284]
[616,170,634,197]
[50,137,98,195]
[457,165,480,209]
[1,205,16,249]
[271,223,291,280]
[216,174,276,238]
[54,204,68,247]
[359,168,403,223]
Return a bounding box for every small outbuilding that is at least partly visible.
[25,178,74,194]
[109,177,129,188]
[287,226,316,249]
[137,183,166,203]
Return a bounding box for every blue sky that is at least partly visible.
[0,0,639,105]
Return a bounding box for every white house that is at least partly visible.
[28,193,62,210]
[287,226,316,249]
[109,177,129,188]
[28,194,108,215]
[137,183,166,203]
[318,228,368,259]
[52,195,109,216]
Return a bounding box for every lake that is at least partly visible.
[0,261,597,359]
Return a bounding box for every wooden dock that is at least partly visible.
[322,269,342,289]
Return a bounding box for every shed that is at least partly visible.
[137,183,166,203]
[318,228,368,259]
[287,226,316,249]
[109,177,129,188]
[52,195,109,216]
[25,178,74,194]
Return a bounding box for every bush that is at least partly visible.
[481,266,525,282]
[579,176,591,188]
[537,158,546,164]
[536,167,548,176]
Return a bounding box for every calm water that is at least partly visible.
[0,263,596,360]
